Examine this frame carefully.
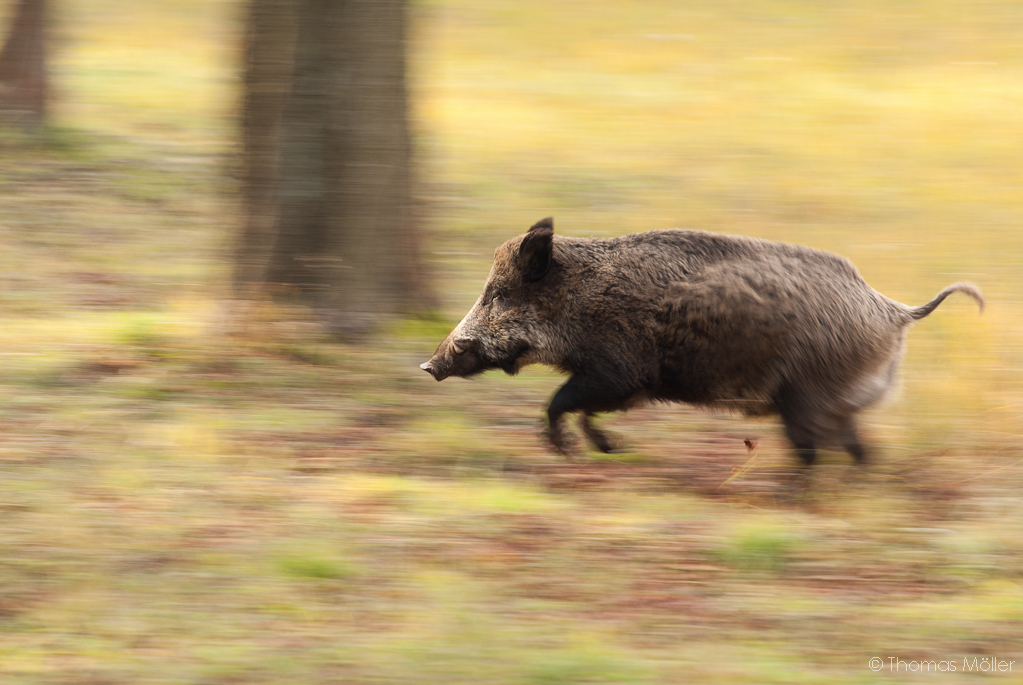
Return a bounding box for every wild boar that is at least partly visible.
[420,218,984,466]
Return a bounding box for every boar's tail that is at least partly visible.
[908,282,985,320]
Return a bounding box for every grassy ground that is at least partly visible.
[1,0,1022,682]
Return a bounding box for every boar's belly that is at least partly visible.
[653,344,779,412]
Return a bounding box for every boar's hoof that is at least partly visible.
[580,415,623,454]
[544,421,579,459]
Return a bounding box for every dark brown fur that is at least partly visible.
[421,218,984,466]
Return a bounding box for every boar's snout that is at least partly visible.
[420,336,480,382]
[419,359,445,381]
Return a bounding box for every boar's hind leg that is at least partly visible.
[546,374,635,456]
[834,416,868,465]
[776,387,819,467]
[777,386,868,467]
[783,425,818,467]
[782,414,868,467]
[580,413,622,454]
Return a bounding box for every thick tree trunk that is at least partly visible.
[0,0,48,128]
[263,0,334,300]
[234,0,295,294]
[244,0,433,337]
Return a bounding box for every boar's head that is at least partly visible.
[421,217,560,381]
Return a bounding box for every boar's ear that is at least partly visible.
[518,217,554,282]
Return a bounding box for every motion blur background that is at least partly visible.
[0,0,1021,682]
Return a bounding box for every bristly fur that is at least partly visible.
[421,218,984,466]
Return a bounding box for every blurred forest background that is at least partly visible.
[0,0,1022,683]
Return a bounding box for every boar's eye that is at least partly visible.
[491,291,506,307]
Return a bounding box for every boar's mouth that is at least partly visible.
[498,342,531,376]
[420,341,531,381]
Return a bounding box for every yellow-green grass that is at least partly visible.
[0,0,1021,682]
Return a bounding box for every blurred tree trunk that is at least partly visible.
[0,0,48,128]
[237,0,433,337]
[234,0,295,292]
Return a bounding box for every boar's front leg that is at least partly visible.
[546,373,635,456]
[580,414,622,454]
